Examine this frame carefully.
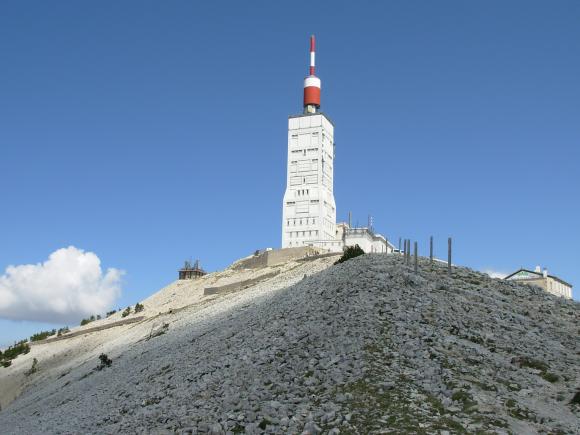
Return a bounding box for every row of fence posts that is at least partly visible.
[392,236,453,276]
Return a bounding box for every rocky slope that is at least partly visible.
[0,253,578,434]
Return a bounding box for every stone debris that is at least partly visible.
[0,254,578,434]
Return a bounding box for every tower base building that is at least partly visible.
[282,112,339,251]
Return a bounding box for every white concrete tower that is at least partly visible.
[282,36,338,250]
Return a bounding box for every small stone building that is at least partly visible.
[504,266,572,299]
[178,260,206,280]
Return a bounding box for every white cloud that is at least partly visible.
[0,247,123,323]
[483,269,508,279]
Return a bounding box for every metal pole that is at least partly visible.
[430,236,433,264]
[385,237,388,255]
[448,237,452,275]
[398,237,402,253]
[414,241,418,273]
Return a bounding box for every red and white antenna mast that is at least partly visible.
[303,35,321,113]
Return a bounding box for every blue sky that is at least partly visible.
[1,1,579,346]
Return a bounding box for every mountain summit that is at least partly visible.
[0,253,578,434]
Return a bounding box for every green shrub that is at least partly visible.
[134,303,144,313]
[570,390,580,405]
[334,244,365,265]
[80,315,97,326]
[97,353,112,370]
[513,356,560,383]
[258,418,271,430]
[30,329,56,342]
[0,340,30,367]
[106,310,117,317]
[121,307,131,318]
[541,372,559,383]
[147,323,169,340]
[513,356,549,372]
[25,358,38,376]
[57,326,70,337]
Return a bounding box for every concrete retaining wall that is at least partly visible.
[233,247,323,270]
[296,251,342,262]
[31,316,146,346]
[204,270,280,296]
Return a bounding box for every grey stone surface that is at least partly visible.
[0,254,578,434]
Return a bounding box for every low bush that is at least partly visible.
[106,310,117,317]
[514,356,549,372]
[0,340,30,368]
[334,244,365,265]
[147,323,169,340]
[121,307,131,318]
[80,315,96,326]
[30,329,56,342]
[513,356,559,383]
[3,340,30,359]
[57,326,70,337]
[542,372,559,383]
[97,353,112,370]
[25,358,38,376]
[134,302,145,313]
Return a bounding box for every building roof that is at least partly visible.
[341,225,396,250]
[504,268,572,288]
[288,111,335,127]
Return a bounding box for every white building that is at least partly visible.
[281,36,391,255]
[282,113,338,250]
[337,223,394,254]
[504,266,573,299]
